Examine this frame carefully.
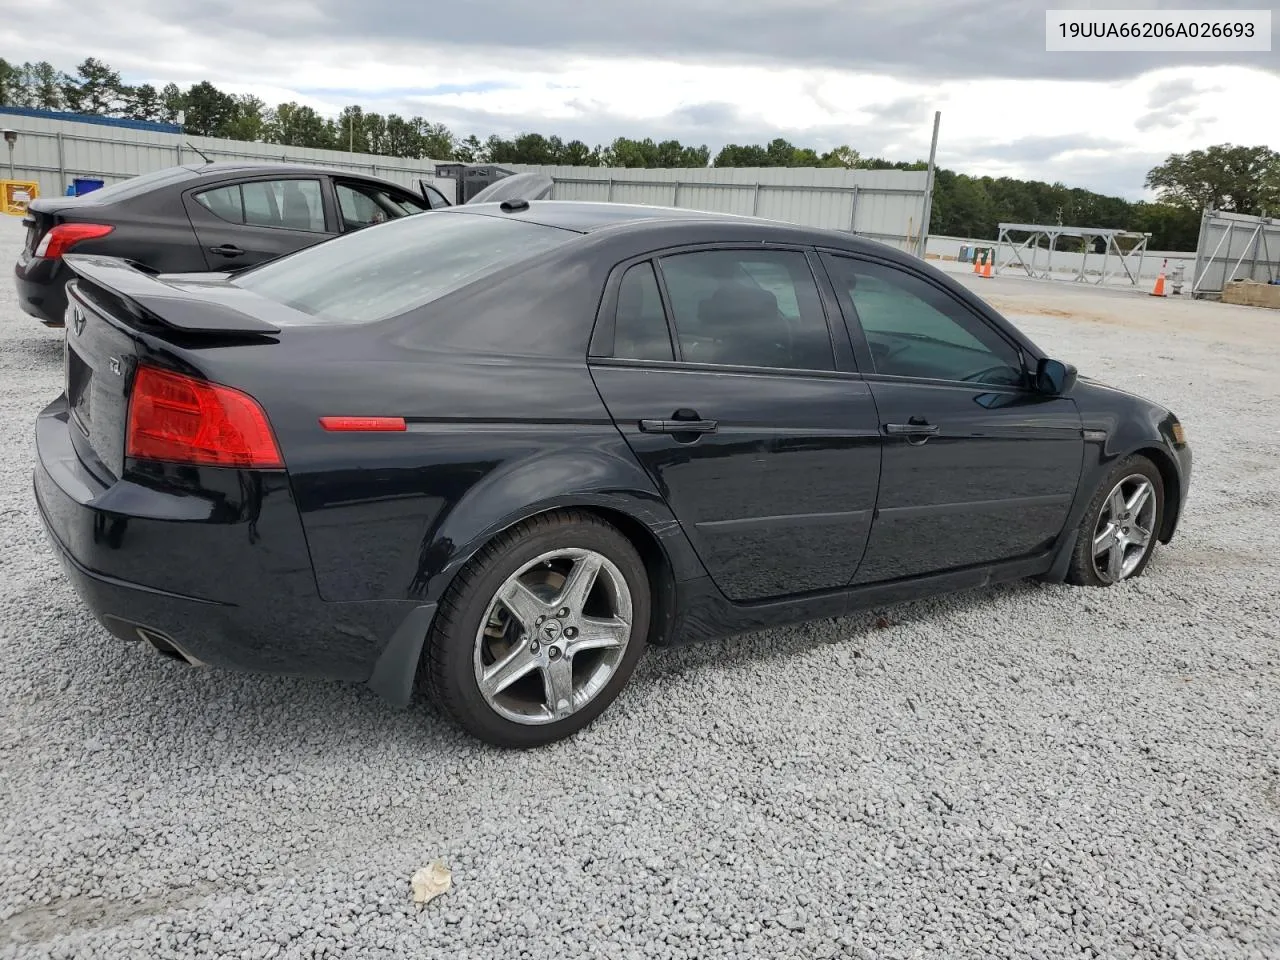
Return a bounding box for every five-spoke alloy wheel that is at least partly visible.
[425,511,650,747]
[1067,455,1165,587]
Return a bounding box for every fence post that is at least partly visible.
[752,183,761,216]
[606,177,614,201]
[56,132,65,188]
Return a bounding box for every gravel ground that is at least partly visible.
[1,216,1278,960]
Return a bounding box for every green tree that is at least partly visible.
[819,145,861,169]
[265,102,335,148]
[713,143,769,167]
[181,81,237,136]
[223,94,266,141]
[125,84,163,122]
[0,58,21,106]
[1145,144,1280,215]
[61,57,124,114]
[418,121,454,160]
[453,134,486,163]
[160,83,184,124]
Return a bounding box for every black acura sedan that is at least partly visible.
[34,200,1191,747]
[14,162,452,326]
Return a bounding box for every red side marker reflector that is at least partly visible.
[319,416,407,432]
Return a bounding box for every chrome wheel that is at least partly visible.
[1091,474,1157,583]
[473,548,634,726]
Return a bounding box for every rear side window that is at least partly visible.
[195,179,325,233]
[613,263,674,361]
[232,211,577,324]
[657,249,835,371]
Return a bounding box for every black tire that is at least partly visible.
[424,509,651,747]
[1066,454,1165,587]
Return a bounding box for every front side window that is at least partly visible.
[336,182,428,229]
[656,249,834,371]
[232,210,576,324]
[824,255,1026,387]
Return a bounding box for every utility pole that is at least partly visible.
[917,111,941,259]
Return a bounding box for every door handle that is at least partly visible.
[885,421,940,444]
[209,244,245,257]
[639,418,718,435]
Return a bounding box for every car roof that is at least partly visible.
[180,161,399,181]
[449,200,909,260]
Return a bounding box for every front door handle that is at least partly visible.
[209,244,245,257]
[639,418,718,434]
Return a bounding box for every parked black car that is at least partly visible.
[34,200,1191,747]
[14,162,452,326]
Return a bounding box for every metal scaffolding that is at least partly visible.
[994,223,1151,286]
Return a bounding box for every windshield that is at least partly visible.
[232,211,578,324]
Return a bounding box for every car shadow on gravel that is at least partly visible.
[22,576,1047,760]
[636,579,1045,685]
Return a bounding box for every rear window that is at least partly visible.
[74,166,198,202]
[231,212,577,324]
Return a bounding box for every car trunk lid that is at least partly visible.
[60,255,285,481]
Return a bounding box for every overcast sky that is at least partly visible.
[6,0,1278,198]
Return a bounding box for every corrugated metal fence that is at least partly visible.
[0,108,928,250]
[505,164,929,250]
[1191,209,1280,299]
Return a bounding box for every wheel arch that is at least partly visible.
[1131,444,1182,543]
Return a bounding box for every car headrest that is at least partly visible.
[697,284,779,336]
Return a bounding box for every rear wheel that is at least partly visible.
[425,510,650,747]
[1066,455,1164,587]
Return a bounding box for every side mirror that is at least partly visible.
[1035,357,1077,395]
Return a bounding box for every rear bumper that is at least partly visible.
[34,395,432,698]
[14,257,69,326]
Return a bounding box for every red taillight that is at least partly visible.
[126,365,283,468]
[319,416,407,432]
[34,223,114,259]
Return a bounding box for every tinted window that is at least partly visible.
[195,179,325,232]
[421,184,451,209]
[612,262,674,361]
[825,255,1025,386]
[233,211,576,324]
[195,185,243,223]
[657,249,834,371]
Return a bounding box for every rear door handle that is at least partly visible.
[209,244,245,257]
[639,418,718,434]
[885,421,940,444]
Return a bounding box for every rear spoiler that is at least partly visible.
[62,254,281,335]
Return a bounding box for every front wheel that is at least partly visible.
[1066,455,1164,587]
[424,510,651,747]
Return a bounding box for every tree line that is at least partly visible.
[3,56,1275,251]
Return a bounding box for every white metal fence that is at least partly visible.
[506,164,929,251]
[0,109,930,251]
[1191,210,1280,299]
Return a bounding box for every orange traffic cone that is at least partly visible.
[982,253,993,278]
[973,249,982,274]
[1150,259,1167,297]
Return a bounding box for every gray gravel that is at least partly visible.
[1,216,1278,960]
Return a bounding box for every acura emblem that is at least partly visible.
[109,357,121,376]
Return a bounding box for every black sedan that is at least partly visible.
[33,200,1192,747]
[14,161,452,326]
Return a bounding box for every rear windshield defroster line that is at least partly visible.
[231,212,578,324]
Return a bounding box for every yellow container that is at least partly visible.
[0,179,39,216]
